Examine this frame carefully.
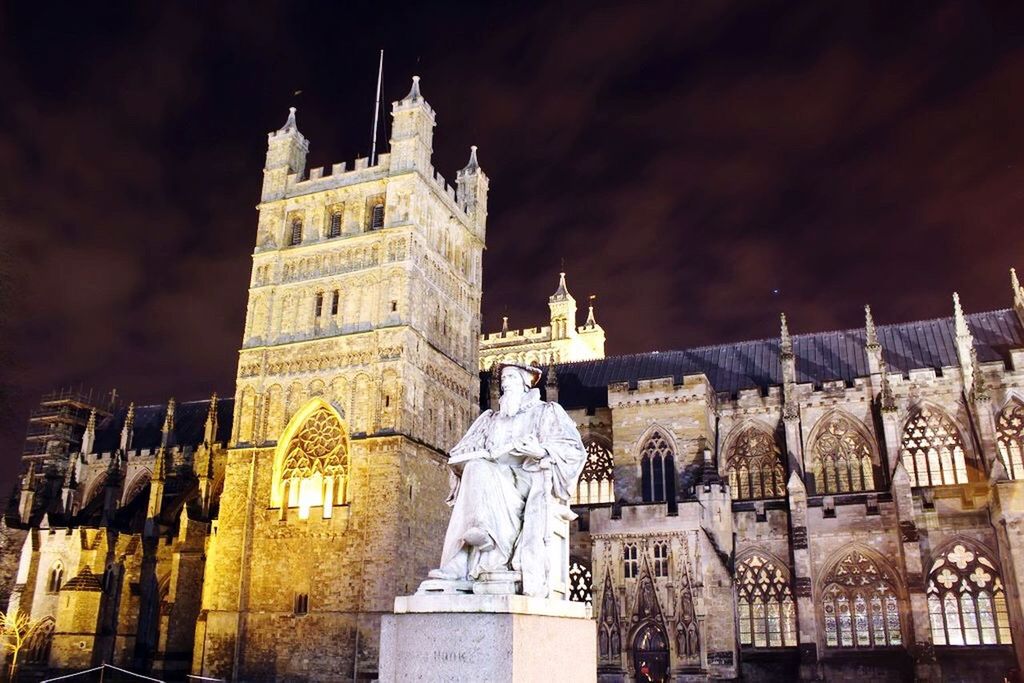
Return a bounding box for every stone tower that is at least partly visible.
[197,77,487,681]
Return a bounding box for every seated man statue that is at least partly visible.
[426,363,587,597]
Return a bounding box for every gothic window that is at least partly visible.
[726,427,786,500]
[927,542,1012,646]
[328,210,342,238]
[278,403,349,519]
[314,292,324,317]
[736,553,798,648]
[821,549,903,648]
[289,217,303,246]
[47,562,64,593]
[653,542,669,578]
[331,290,339,316]
[900,406,969,487]
[640,430,676,503]
[569,558,593,606]
[624,543,639,579]
[293,592,309,615]
[810,415,875,494]
[25,618,54,664]
[997,400,1024,480]
[574,439,614,504]
[370,203,385,230]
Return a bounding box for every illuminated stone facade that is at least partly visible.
[478,271,605,370]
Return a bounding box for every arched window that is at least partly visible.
[289,217,303,246]
[927,542,1013,646]
[274,400,350,519]
[653,542,669,578]
[726,427,785,500]
[574,439,614,504]
[47,562,64,593]
[810,415,875,494]
[996,400,1024,480]
[328,210,342,238]
[900,406,969,486]
[821,549,903,648]
[736,553,798,648]
[639,430,676,503]
[293,592,309,615]
[370,203,385,230]
[25,618,54,664]
[623,543,639,579]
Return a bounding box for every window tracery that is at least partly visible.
[653,542,669,578]
[640,431,676,503]
[736,553,797,648]
[927,542,1012,646]
[623,543,639,579]
[726,427,785,500]
[810,415,875,494]
[277,403,349,519]
[574,439,614,504]
[821,549,902,648]
[569,559,592,606]
[900,407,969,486]
[997,401,1024,480]
[25,618,54,664]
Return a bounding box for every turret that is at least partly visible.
[953,292,975,395]
[548,273,578,340]
[262,107,310,202]
[390,76,436,173]
[120,402,135,452]
[81,408,97,455]
[456,145,489,240]
[864,304,882,375]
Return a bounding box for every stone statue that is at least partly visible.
[424,364,587,598]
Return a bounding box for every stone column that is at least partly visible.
[990,481,1024,675]
[786,472,818,680]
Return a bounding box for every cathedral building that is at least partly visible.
[5,74,1024,683]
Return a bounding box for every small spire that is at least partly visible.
[204,392,219,445]
[780,313,793,357]
[63,453,79,489]
[87,408,97,433]
[501,315,509,334]
[551,272,570,300]
[953,292,970,339]
[864,304,879,350]
[460,145,480,174]
[1013,267,1024,309]
[585,295,597,326]
[278,106,298,134]
[120,402,135,451]
[163,398,176,434]
[404,75,422,102]
[154,446,167,481]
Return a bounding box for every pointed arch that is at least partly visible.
[723,421,786,500]
[270,398,351,517]
[25,616,54,663]
[735,548,797,648]
[574,435,614,504]
[597,571,622,661]
[630,562,670,681]
[818,545,904,648]
[927,537,1013,646]
[996,398,1024,480]
[121,470,151,506]
[806,410,878,494]
[899,403,973,487]
[636,424,677,503]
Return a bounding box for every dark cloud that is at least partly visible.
[3,1,1024,492]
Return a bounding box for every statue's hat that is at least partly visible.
[497,363,543,388]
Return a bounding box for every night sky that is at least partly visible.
[3,1,1024,491]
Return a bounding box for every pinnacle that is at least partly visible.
[461,145,480,173]
[279,106,299,134]
[404,75,422,102]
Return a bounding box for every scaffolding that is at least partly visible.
[23,387,114,460]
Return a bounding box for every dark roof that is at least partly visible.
[93,397,234,453]
[62,567,102,592]
[495,309,1024,411]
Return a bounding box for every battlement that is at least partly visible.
[480,325,552,344]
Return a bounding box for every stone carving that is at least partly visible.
[423,364,587,597]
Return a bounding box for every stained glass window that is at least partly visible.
[900,406,969,486]
[279,404,349,518]
[640,431,676,503]
[810,415,875,493]
[997,401,1024,480]
[736,553,798,647]
[726,427,785,500]
[821,550,902,648]
[653,542,669,578]
[927,542,1012,646]
[574,439,614,504]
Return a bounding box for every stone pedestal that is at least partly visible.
[379,594,596,682]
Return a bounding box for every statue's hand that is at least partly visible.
[510,435,546,460]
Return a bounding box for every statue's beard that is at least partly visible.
[498,389,526,417]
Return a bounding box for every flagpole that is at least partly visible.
[370,49,384,165]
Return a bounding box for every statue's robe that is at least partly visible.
[438,388,587,596]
